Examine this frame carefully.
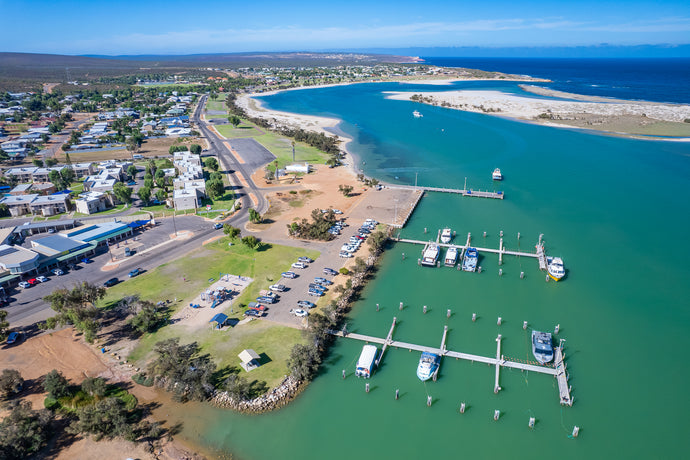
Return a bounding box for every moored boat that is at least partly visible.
[355,344,379,378]
[440,228,452,244]
[444,247,458,267]
[413,110,423,118]
[531,330,554,364]
[421,243,440,266]
[416,351,440,381]
[492,168,503,180]
[461,247,478,272]
[547,256,565,281]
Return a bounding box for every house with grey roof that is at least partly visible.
[29,194,71,217]
[0,194,38,216]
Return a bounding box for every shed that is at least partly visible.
[209,313,229,329]
[238,349,261,372]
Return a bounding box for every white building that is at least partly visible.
[74,191,111,215]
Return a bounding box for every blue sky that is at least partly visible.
[2,0,690,55]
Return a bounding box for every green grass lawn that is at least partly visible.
[215,120,330,170]
[105,238,319,388]
[73,203,128,218]
[206,98,228,112]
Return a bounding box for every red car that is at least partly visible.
[27,278,38,285]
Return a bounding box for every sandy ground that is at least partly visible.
[385,89,690,139]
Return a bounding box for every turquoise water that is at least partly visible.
[169,82,690,459]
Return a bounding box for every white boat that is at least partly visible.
[461,247,478,272]
[444,247,458,267]
[413,110,423,118]
[492,168,503,181]
[421,244,440,266]
[416,351,440,381]
[547,256,565,281]
[440,228,452,244]
[531,330,554,364]
[355,345,379,378]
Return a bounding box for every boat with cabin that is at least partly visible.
[440,228,452,244]
[356,345,379,378]
[547,256,565,281]
[421,243,440,266]
[492,168,503,180]
[461,247,478,272]
[416,351,440,381]
[444,247,458,267]
[413,110,423,118]
[531,330,554,364]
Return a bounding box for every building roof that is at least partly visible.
[31,235,88,256]
[31,195,69,206]
[210,313,228,325]
[1,194,38,205]
[64,222,130,243]
[238,349,260,363]
[11,220,75,233]
[10,183,33,193]
[0,244,40,269]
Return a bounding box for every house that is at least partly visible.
[29,194,70,216]
[74,191,111,215]
[0,194,38,216]
[9,183,34,196]
[32,166,67,183]
[173,188,202,211]
[85,178,116,194]
[1,140,28,152]
[72,162,96,179]
[30,183,57,195]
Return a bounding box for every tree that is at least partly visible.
[137,186,151,205]
[241,235,260,249]
[224,373,251,401]
[125,138,139,157]
[338,184,353,197]
[48,169,65,190]
[248,208,261,224]
[43,369,71,399]
[60,166,75,185]
[67,397,135,441]
[228,115,241,128]
[0,369,24,399]
[32,159,44,167]
[0,310,9,341]
[45,158,58,167]
[42,281,106,343]
[127,164,138,179]
[128,300,166,334]
[112,182,133,204]
[61,143,70,152]
[156,188,168,203]
[204,157,219,171]
[205,179,224,200]
[148,338,216,402]
[287,343,321,381]
[81,376,107,398]
[367,230,388,255]
[223,224,240,239]
[189,144,202,155]
[0,400,53,458]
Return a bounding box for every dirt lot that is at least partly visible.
[56,136,204,163]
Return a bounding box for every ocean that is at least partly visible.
[162,62,690,459]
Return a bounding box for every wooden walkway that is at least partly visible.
[389,184,504,199]
[330,321,572,405]
[393,237,539,259]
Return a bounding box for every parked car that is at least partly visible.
[27,278,38,286]
[18,281,31,289]
[124,247,133,257]
[128,268,142,277]
[291,262,307,269]
[297,300,316,309]
[339,251,352,258]
[323,268,338,276]
[214,223,223,229]
[298,257,313,263]
[6,331,22,345]
[291,308,308,317]
[269,284,287,292]
[104,277,119,287]
[314,277,332,285]
[281,271,297,279]
[256,296,276,304]
[36,276,49,283]
[333,209,343,214]
[247,302,267,311]
[52,268,64,276]
[308,289,324,297]
[244,309,262,317]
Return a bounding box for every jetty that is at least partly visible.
[393,236,541,261]
[388,184,504,199]
[330,317,573,405]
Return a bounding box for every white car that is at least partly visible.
[291,308,308,317]
[52,268,64,276]
[339,251,352,258]
[291,262,307,269]
[333,209,343,214]
[269,284,287,292]
[36,276,49,283]
[18,281,31,289]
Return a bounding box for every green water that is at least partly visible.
[164,83,690,459]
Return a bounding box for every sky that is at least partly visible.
[2,0,690,55]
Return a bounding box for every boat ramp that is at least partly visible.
[330,317,573,406]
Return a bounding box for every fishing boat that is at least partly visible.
[355,345,379,378]
[444,247,458,267]
[413,110,423,118]
[416,351,440,381]
[547,256,565,281]
[461,247,478,272]
[421,243,440,266]
[440,228,452,244]
[492,168,503,180]
[531,330,554,364]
